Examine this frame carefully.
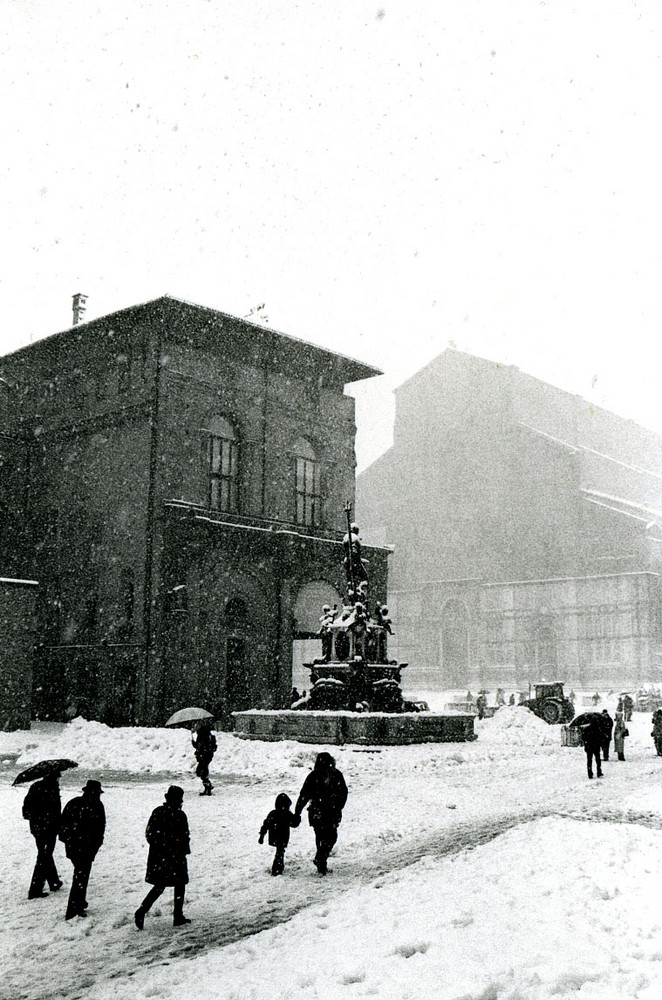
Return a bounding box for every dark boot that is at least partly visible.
[134,908,145,930]
[173,884,190,926]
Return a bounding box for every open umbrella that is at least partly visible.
[568,712,603,728]
[569,712,612,739]
[165,707,214,727]
[13,758,78,786]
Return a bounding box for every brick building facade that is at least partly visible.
[0,296,388,725]
[357,349,662,692]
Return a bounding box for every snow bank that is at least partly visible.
[476,705,558,746]
[8,719,310,779]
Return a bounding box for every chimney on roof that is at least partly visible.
[72,293,88,326]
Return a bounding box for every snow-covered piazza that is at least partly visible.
[4,696,662,1000]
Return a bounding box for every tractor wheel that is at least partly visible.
[542,700,562,724]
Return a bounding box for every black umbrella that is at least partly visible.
[569,712,603,728]
[569,712,611,736]
[12,758,78,786]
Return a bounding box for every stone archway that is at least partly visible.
[291,580,343,697]
[440,599,470,687]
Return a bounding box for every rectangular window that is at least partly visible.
[295,457,322,526]
[209,436,238,512]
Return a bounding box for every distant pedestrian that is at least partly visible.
[496,688,505,707]
[592,691,601,706]
[600,710,614,761]
[580,718,603,779]
[509,693,515,706]
[623,695,634,722]
[22,773,64,899]
[652,708,662,756]
[135,786,191,930]
[295,752,348,875]
[59,779,105,919]
[259,793,300,875]
[614,712,628,761]
[192,720,217,796]
[476,692,487,720]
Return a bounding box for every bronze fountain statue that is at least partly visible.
[297,502,412,713]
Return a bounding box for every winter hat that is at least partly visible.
[165,785,184,804]
[82,779,103,795]
[315,752,335,769]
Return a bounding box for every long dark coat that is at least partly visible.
[59,795,106,861]
[296,766,348,828]
[23,776,61,837]
[145,804,190,886]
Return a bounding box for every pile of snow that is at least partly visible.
[477,706,558,746]
[8,719,310,779]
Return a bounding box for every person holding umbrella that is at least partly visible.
[59,779,106,919]
[21,770,64,899]
[192,719,217,796]
[14,758,78,900]
[134,785,191,929]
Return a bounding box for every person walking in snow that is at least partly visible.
[22,772,64,899]
[294,752,348,875]
[651,708,662,756]
[134,785,191,930]
[192,719,217,796]
[580,718,604,779]
[600,709,614,761]
[614,712,628,761]
[59,779,105,919]
[259,793,300,875]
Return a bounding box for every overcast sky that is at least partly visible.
[2,1,661,470]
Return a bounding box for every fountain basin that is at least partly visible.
[232,710,476,745]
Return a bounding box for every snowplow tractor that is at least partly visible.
[522,683,575,725]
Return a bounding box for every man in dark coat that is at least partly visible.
[192,721,217,796]
[134,785,191,929]
[59,779,106,919]
[294,752,348,875]
[580,718,604,779]
[600,709,614,761]
[22,773,64,899]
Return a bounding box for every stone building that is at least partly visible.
[356,349,662,693]
[0,295,388,725]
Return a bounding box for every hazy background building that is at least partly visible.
[357,349,662,694]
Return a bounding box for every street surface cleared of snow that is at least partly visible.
[3,696,662,1000]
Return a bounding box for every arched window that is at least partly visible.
[204,416,238,513]
[293,436,322,527]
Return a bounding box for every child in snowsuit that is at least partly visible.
[259,793,300,875]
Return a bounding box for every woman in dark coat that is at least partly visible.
[134,786,190,929]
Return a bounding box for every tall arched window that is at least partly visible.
[204,416,238,513]
[293,436,322,527]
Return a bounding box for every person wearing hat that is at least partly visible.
[22,771,64,899]
[294,752,348,875]
[59,779,106,920]
[134,786,191,929]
